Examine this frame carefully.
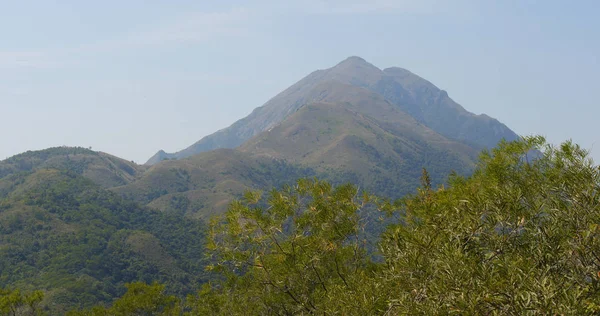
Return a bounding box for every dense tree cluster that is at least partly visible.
[0,288,44,316]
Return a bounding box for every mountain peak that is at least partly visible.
[334,56,378,69]
[338,55,367,64]
[145,149,173,166]
[326,56,382,88]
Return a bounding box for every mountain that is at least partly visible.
[135,56,521,219]
[238,81,478,198]
[0,57,525,313]
[147,56,518,165]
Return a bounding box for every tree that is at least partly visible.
[379,136,600,314]
[68,282,180,316]
[0,288,44,316]
[189,178,385,315]
[191,136,600,315]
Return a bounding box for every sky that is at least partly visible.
[1,0,599,163]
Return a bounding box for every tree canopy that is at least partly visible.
[187,136,600,315]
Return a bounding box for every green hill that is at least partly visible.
[0,147,145,188]
[0,164,207,314]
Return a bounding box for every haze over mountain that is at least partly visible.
[147,57,518,165]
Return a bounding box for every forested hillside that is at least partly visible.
[4,137,600,314]
[0,167,208,314]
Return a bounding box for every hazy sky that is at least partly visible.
[1,1,598,163]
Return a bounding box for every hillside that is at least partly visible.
[147,56,518,165]
[120,83,480,225]
[156,138,600,315]
[240,98,477,198]
[0,156,207,314]
[114,149,315,219]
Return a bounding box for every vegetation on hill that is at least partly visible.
[0,147,145,188]
[0,168,208,314]
[114,149,316,219]
[65,136,600,315]
[0,288,44,316]
[240,92,477,199]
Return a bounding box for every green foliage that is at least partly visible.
[0,288,44,316]
[68,282,180,316]
[7,137,600,315]
[188,178,383,315]
[378,136,600,314]
[0,146,144,188]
